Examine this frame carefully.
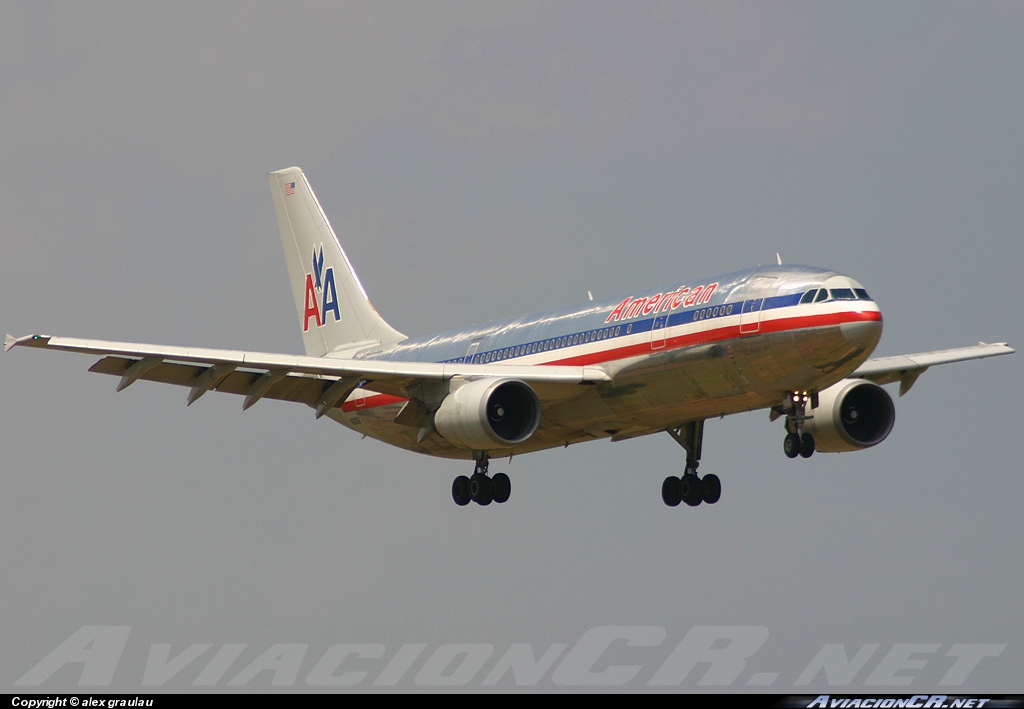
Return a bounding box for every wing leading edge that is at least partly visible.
[850,342,1014,395]
[4,333,611,414]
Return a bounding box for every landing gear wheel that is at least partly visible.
[799,433,815,458]
[784,432,801,459]
[680,474,704,507]
[491,473,511,504]
[701,474,721,504]
[662,476,682,507]
[452,476,471,506]
[470,473,493,506]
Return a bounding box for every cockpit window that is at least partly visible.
[802,287,870,303]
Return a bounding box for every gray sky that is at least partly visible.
[2,1,1022,692]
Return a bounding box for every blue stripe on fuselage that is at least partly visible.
[361,265,843,364]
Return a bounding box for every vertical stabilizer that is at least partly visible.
[269,167,406,357]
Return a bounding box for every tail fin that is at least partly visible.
[269,167,406,357]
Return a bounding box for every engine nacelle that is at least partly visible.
[804,379,895,452]
[434,378,541,450]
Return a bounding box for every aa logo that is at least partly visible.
[303,244,340,331]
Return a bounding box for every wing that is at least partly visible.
[5,333,611,416]
[850,342,1014,395]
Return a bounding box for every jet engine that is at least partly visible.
[434,378,541,450]
[804,379,895,452]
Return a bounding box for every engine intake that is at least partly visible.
[805,379,895,452]
[434,378,541,450]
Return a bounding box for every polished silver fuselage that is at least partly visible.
[330,264,883,460]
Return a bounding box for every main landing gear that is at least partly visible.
[662,420,721,508]
[452,454,511,507]
[781,391,815,459]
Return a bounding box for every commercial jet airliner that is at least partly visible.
[6,168,1013,508]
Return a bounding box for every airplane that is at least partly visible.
[6,167,1014,508]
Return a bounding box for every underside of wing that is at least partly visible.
[86,355,329,407]
[850,342,1014,395]
[6,333,611,414]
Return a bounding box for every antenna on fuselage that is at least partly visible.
[588,291,594,301]
[776,253,782,266]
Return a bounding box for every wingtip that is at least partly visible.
[5,333,49,352]
[980,341,1014,354]
[4,333,37,352]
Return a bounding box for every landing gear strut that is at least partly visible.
[662,420,721,507]
[781,391,815,459]
[452,453,511,507]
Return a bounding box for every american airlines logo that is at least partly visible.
[303,244,340,332]
[605,282,718,323]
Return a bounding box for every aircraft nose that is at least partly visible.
[840,317,883,351]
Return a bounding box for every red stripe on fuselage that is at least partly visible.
[339,308,881,412]
[546,308,880,366]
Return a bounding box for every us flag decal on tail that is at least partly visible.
[284,182,296,196]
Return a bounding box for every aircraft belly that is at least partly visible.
[567,325,875,433]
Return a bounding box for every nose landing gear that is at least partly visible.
[780,391,816,459]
